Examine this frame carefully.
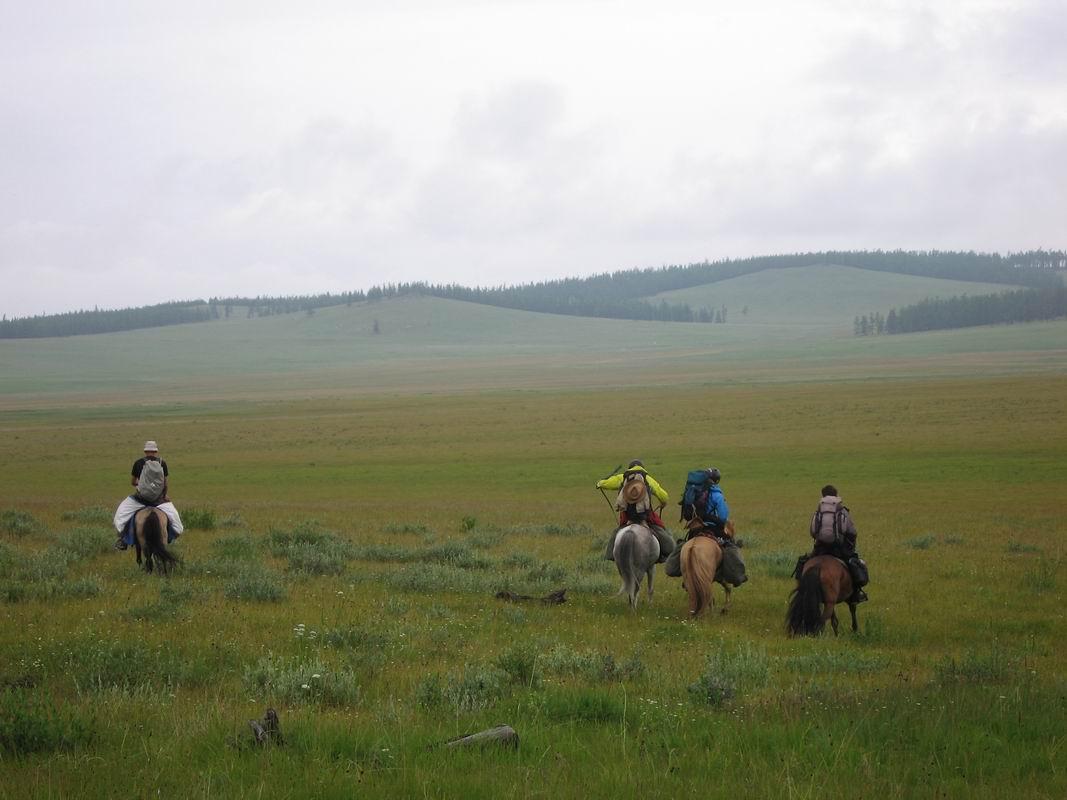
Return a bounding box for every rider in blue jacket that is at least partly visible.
[702,470,729,529]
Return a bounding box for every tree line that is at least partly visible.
[4,249,1064,338]
[854,286,1067,336]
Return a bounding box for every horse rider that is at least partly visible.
[113,440,185,549]
[794,484,868,602]
[692,467,730,538]
[596,460,674,562]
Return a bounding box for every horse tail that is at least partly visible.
[143,511,179,574]
[614,527,639,607]
[681,538,715,616]
[786,564,824,636]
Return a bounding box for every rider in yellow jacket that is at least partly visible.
[597,461,674,562]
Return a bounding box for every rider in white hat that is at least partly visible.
[112,440,185,549]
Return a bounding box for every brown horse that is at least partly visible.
[786,555,857,636]
[680,534,732,617]
[133,507,179,575]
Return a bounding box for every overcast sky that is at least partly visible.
[2,0,1064,317]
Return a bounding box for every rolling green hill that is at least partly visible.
[1,291,1065,410]
[646,264,1024,326]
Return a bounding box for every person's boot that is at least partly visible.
[852,588,868,603]
[114,536,128,551]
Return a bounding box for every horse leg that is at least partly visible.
[646,565,655,606]
[135,540,142,566]
[828,606,839,636]
[849,602,858,632]
[720,583,732,615]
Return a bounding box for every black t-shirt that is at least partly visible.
[132,458,169,479]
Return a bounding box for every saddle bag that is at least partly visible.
[715,541,748,587]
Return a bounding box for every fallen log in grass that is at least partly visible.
[441,725,519,751]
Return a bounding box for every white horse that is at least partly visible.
[613,523,660,610]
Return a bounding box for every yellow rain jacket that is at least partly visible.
[596,465,669,507]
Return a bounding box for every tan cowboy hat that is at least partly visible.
[144,440,159,452]
[623,477,647,504]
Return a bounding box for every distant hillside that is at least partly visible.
[646,265,1025,326]
[3,294,1066,408]
[2,249,1063,338]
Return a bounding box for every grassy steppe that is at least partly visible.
[1,372,1064,798]
[2,295,1066,407]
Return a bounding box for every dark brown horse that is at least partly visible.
[786,555,857,636]
[133,507,179,575]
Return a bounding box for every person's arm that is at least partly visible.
[130,459,142,487]
[841,508,857,544]
[596,473,624,491]
[707,489,728,521]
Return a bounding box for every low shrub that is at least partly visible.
[905,535,936,550]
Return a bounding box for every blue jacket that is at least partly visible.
[705,484,729,523]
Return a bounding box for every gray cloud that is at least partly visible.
[2,1,1064,317]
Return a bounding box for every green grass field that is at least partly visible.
[1,269,1065,798]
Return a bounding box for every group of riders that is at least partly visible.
[111,443,868,604]
[596,460,869,604]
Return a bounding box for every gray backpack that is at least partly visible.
[810,498,844,545]
[137,459,166,503]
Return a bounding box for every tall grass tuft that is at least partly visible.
[750,551,798,578]
[223,566,286,602]
[60,507,112,525]
[496,645,541,688]
[934,646,1013,684]
[1023,559,1057,593]
[538,688,625,723]
[182,508,217,530]
[51,527,114,559]
[416,665,509,712]
[906,535,936,550]
[541,645,645,683]
[243,654,361,707]
[689,643,771,707]
[210,533,261,561]
[0,510,43,537]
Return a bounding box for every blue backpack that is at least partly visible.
[679,469,713,523]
